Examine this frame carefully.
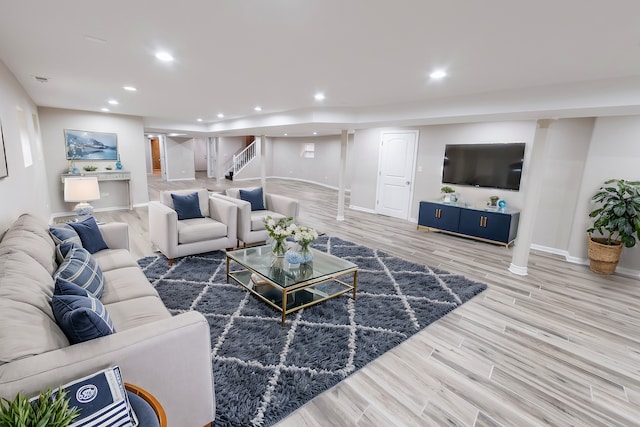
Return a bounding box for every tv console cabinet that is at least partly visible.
[418,201,520,247]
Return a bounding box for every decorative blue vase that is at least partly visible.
[115,154,123,170]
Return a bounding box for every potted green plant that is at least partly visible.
[441,186,456,203]
[0,388,79,427]
[587,178,640,275]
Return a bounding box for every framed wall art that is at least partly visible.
[0,119,8,178]
[64,129,118,160]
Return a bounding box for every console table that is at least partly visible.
[418,201,520,247]
[61,171,132,209]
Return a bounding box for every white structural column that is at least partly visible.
[509,119,553,275]
[336,130,348,221]
[259,135,267,190]
[214,137,223,182]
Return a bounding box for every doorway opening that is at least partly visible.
[150,137,161,175]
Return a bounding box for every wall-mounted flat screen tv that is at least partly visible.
[442,143,526,191]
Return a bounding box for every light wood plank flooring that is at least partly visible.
[95,173,640,426]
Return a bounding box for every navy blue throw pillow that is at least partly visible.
[171,192,204,220]
[68,216,109,254]
[239,187,265,211]
[51,292,114,344]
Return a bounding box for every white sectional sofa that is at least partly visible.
[0,213,215,426]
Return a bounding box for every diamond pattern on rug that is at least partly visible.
[138,236,487,427]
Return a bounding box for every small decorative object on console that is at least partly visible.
[441,186,456,203]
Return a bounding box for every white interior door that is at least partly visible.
[376,131,418,219]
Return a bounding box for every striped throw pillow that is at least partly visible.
[54,247,104,299]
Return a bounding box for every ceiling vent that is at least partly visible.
[34,76,49,83]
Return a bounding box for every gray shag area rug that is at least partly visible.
[138,236,487,427]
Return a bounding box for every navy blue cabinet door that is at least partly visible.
[418,202,460,232]
[458,209,513,243]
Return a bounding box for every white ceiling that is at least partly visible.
[1,0,640,137]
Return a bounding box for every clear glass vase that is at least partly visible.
[299,243,313,263]
[271,238,287,257]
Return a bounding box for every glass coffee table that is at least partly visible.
[226,245,358,326]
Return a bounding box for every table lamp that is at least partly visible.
[64,177,101,218]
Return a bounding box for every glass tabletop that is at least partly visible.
[227,245,357,288]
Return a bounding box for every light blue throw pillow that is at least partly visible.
[239,187,265,211]
[51,292,114,344]
[68,216,109,254]
[54,247,105,299]
[171,192,204,220]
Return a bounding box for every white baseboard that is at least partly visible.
[529,244,570,258]
[232,175,352,193]
[530,243,640,278]
[349,205,376,214]
[166,177,196,182]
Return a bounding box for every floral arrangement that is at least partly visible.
[293,226,319,249]
[264,216,295,256]
[264,216,295,240]
[263,216,318,260]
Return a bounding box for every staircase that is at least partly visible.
[224,140,257,180]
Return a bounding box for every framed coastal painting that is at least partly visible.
[64,129,118,160]
[0,119,8,178]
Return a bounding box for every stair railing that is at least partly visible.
[232,140,257,175]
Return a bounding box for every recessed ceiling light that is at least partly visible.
[168,133,187,137]
[108,99,119,105]
[155,51,174,62]
[284,133,288,136]
[314,93,325,101]
[254,106,262,112]
[313,132,318,135]
[100,108,110,112]
[429,70,447,79]
[197,118,203,122]
[123,86,137,92]
[217,113,224,118]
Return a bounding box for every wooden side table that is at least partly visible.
[124,383,167,427]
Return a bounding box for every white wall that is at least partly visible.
[264,135,352,189]
[0,60,49,232]
[164,136,195,181]
[350,122,539,217]
[39,108,149,214]
[567,115,640,272]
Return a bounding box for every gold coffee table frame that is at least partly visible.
[226,245,358,326]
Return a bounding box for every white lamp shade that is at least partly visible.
[64,177,101,202]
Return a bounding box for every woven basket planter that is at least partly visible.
[587,233,623,275]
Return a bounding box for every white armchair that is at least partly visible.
[213,187,299,247]
[149,188,237,265]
